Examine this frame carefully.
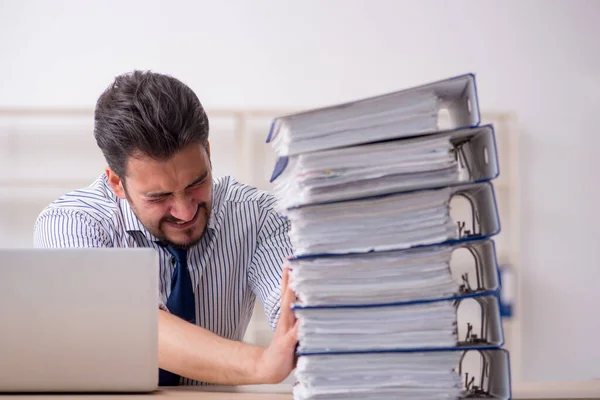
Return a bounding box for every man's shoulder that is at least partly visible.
[37,174,121,222]
[213,176,290,246]
[214,175,277,207]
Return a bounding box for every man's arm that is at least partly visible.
[34,207,298,385]
[248,196,294,330]
[34,208,113,248]
[159,267,298,384]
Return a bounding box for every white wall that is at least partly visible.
[1,0,599,382]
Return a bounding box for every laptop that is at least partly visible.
[0,248,159,393]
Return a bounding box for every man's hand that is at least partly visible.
[255,265,300,383]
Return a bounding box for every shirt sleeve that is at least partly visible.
[248,196,293,331]
[33,208,112,248]
[33,208,169,311]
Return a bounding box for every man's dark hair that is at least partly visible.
[94,70,209,178]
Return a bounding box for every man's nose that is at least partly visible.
[170,196,197,222]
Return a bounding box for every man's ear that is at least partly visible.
[106,167,126,199]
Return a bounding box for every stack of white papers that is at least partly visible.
[272,134,459,210]
[269,90,440,156]
[287,187,458,256]
[293,352,464,400]
[295,300,458,353]
[289,246,459,306]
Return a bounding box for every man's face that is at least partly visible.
[108,143,213,249]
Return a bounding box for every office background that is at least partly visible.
[0,0,598,385]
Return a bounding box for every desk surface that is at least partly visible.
[4,381,600,399]
[0,385,290,400]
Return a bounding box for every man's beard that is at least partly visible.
[155,203,210,249]
[129,198,210,249]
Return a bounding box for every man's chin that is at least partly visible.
[158,237,200,250]
[160,225,206,249]
[156,211,209,249]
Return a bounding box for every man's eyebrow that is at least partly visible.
[145,190,171,199]
[144,171,209,198]
[186,171,209,188]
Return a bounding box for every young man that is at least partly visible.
[33,70,298,386]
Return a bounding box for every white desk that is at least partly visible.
[4,381,600,399]
[512,380,600,399]
[0,386,289,400]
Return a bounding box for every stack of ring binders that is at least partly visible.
[267,73,511,400]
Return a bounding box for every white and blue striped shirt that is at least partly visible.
[33,173,293,385]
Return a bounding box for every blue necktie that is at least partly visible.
[158,245,196,386]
